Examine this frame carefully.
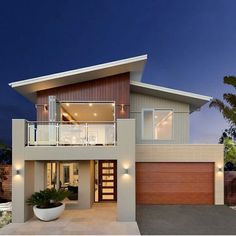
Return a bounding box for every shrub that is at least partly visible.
[26,188,69,209]
[0,211,11,228]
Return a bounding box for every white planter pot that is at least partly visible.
[33,203,65,221]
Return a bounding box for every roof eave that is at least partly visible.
[130,81,212,112]
[9,55,147,103]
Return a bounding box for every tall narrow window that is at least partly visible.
[142,109,173,140]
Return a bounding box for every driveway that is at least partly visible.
[137,205,236,235]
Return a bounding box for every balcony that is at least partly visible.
[27,121,116,146]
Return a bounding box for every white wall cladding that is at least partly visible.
[130,92,190,144]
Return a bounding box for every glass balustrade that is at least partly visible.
[27,122,116,146]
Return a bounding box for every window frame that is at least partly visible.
[141,108,174,141]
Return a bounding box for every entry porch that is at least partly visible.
[0,203,140,235]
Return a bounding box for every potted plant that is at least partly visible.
[26,188,69,221]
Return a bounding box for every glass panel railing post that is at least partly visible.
[34,123,37,145]
[56,123,59,146]
[86,123,88,146]
[113,123,116,145]
[27,122,30,146]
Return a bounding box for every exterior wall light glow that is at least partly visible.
[43,104,48,111]
[124,168,129,174]
[120,104,125,113]
[16,169,20,175]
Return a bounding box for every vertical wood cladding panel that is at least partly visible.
[37,73,130,121]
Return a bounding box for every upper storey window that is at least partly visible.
[142,109,173,140]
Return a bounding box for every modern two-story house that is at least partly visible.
[9,55,224,223]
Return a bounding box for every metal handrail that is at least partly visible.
[27,121,115,124]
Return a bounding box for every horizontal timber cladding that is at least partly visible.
[37,73,130,121]
[136,162,214,205]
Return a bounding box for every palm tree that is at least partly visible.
[209,76,236,126]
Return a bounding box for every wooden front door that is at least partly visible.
[136,162,214,205]
[98,160,117,201]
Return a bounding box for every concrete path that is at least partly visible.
[0,203,140,235]
[137,205,236,235]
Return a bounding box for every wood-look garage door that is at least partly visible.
[136,163,214,205]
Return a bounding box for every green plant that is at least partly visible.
[224,137,236,165]
[209,76,236,126]
[0,211,11,228]
[26,188,69,209]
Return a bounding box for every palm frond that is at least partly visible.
[209,99,226,111]
[209,99,236,126]
[224,76,236,88]
[223,93,236,109]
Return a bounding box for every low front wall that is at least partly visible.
[136,144,224,205]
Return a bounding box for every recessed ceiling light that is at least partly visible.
[89,103,93,107]
[74,113,78,116]
[154,115,157,119]
[93,113,97,117]
[63,113,68,117]
[66,103,70,107]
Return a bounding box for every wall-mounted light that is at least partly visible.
[43,104,48,111]
[16,169,20,175]
[120,104,125,113]
[124,168,129,175]
[218,167,223,172]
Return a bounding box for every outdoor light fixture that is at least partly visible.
[124,168,129,175]
[43,104,48,111]
[120,104,125,113]
[218,167,223,172]
[16,169,20,175]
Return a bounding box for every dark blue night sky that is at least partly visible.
[1,0,236,145]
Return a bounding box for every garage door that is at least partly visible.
[136,162,214,205]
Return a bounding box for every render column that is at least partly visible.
[78,160,94,209]
[117,119,136,221]
[12,119,35,222]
